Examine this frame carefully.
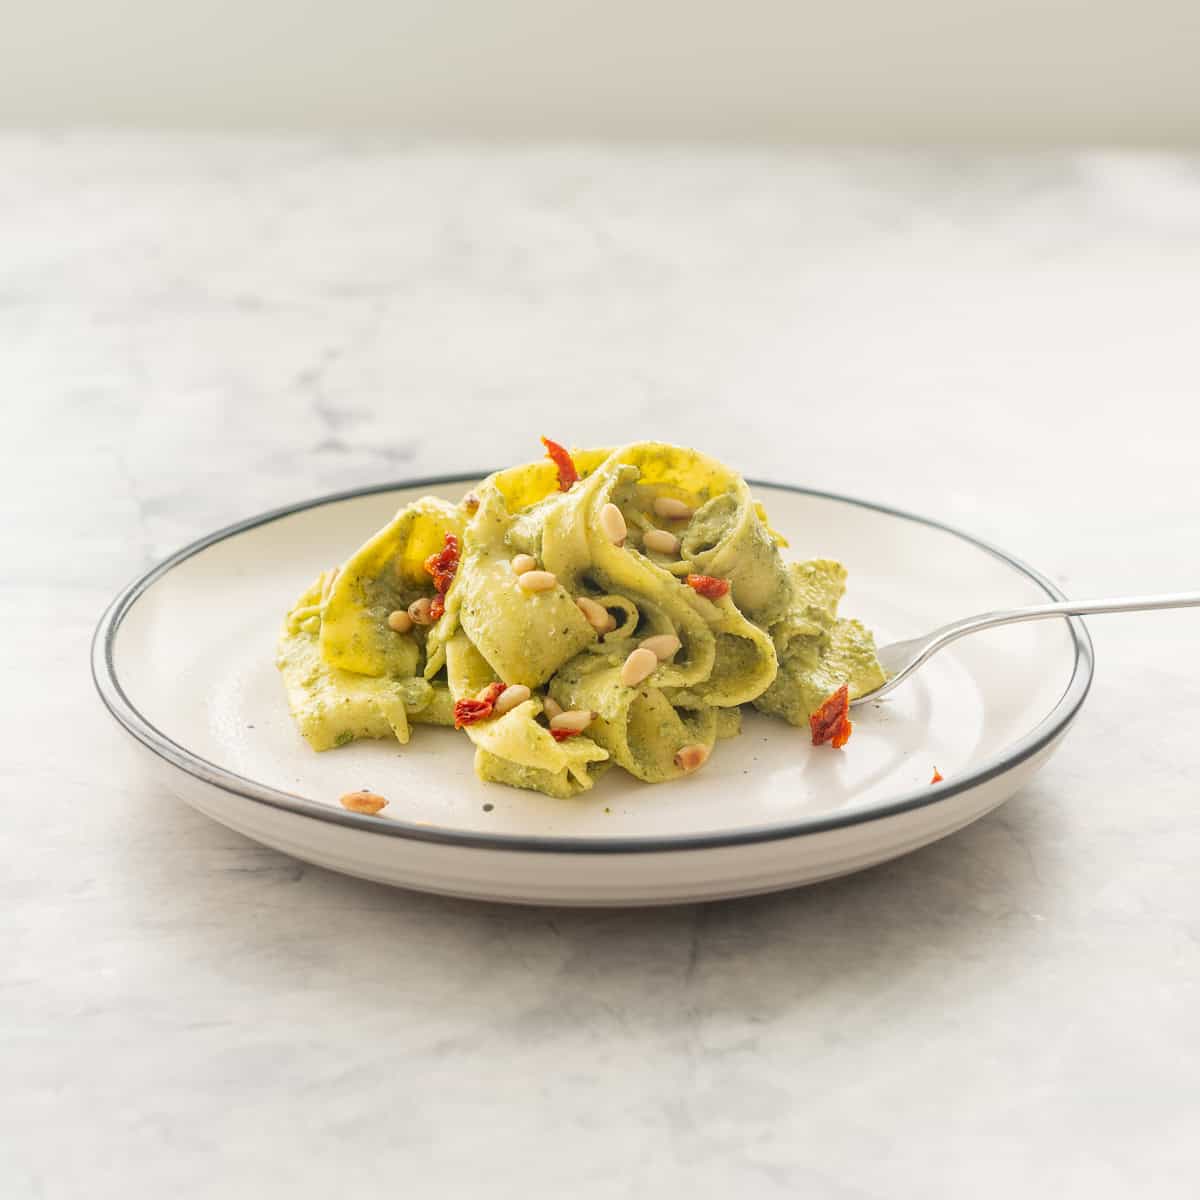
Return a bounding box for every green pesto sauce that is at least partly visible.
[277,443,886,799]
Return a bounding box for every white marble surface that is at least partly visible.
[3,134,1199,1197]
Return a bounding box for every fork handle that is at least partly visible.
[942,591,1200,633]
[861,591,1200,704]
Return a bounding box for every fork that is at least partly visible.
[851,591,1200,706]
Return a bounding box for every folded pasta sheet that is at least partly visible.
[445,634,609,798]
[277,573,454,750]
[321,497,463,677]
[276,441,886,797]
[752,561,887,725]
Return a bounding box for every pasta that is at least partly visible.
[276,441,886,797]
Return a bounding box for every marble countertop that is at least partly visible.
[4,134,1199,1198]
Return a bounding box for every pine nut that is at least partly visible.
[493,684,531,716]
[339,790,388,815]
[387,609,414,633]
[542,696,564,720]
[643,528,680,555]
[517,570,557,593]
[599,502,627,546]
[549,709,596,734]
[576,595,616,633]
[673,744,710,773]
[511,554,537,575]
[653,497,694,521]
[641,633,681,661]
[463,492,480,513]
[408,597,435,625]
[620,646,659,687]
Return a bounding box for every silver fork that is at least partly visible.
[851,591,1200,706]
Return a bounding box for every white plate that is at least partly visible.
[93,478,1092,906]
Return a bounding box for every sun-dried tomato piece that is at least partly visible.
[810,684,852,749]
[453,682,508,729]
[550,727,581,742]
[930,768,944,784]
[424,533,460,596]
[541,436,579,492]
[452,698,488,728]
[686,573,730,600]
[429,594,445,621]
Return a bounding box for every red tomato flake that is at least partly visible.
[550,727,581,742]
[424,533,460,596]
[686,573,731,600]
[453,682,508,729]
[810,684,853,749]
[429,594,445,621]
[541,436,579,492]
[930,768,944,784]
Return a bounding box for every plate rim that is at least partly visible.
[91,473,1094,855]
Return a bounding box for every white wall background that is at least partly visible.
[4,0,1200,143]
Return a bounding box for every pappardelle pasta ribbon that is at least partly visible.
[277,442,886,797]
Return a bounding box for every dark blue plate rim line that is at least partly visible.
[91,474,1094,855]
